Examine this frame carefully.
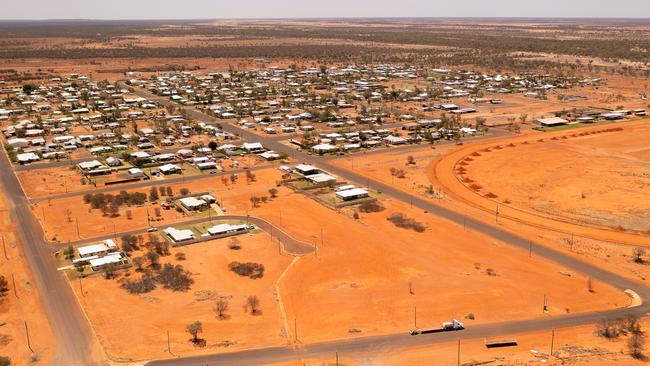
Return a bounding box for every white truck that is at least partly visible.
[441,319,464,330]
[410,319,464,335]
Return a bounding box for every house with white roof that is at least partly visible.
[163,227,196,243]
[179,196,208,211]
[77,239,118,258]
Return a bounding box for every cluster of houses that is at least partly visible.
[536,108,646,127]
[286,163,370,201]
[128,65,594,155]
[163,222,251,244]
[72,239,128,271]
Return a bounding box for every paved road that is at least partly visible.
[127,85,650,365]
[0,147,101,365]
[57,214,315,256]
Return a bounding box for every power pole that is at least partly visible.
[550,328,555,357]
[167,330,171,354]
[414,306,417,328]
[457,338,461,366]
[294,318,298,343]
[79,277,84,297]
[25,321,34,353]
[543,294,548,312]
[12,274,18,298]
[76,217,81,239]
[2,235,7,260]
[336,352,339,366]
[495,204,499,223]
[529,241,533,258]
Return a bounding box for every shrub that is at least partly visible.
[228,262,265,279]
[358,200,385,213]
[387,213,426,232]
[121,273,157,294]
[156,264,193,291]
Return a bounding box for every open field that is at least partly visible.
[62,169,630,361]
[463,121,650,232]
[431,119,650,245]
[72,232,293,361]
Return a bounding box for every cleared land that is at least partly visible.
[463,120,650,232]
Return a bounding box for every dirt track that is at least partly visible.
[432,120,650,247]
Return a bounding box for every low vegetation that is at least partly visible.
[228,262,265,279]
[83,191,148,216]
[387,213,426,233]
[0,275,9,302]
[358,200,385,213]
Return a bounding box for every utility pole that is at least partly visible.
[12,274,18,298]
[336,352,339,366]
[167,330,171,354]
[457,338,461,366]
[529,241,533,258]
[550,328,555,357]
[76,217,80,239]
[25,321,34,353]
[543,294,548,312]
[495,204,499,223]
[2,235,8,260]
[414,306,417,328]
[294,318,298,343]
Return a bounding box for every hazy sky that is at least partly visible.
[2,0,650,20]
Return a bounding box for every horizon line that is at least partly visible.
[1,16,650,22]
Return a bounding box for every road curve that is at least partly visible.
[124,85,650,365]
[57,215,315,256]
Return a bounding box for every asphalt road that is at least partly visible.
[0,146,100,365]
[127,85,650,365]
[1,84,644,366]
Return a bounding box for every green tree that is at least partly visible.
[63,245,75,260]
[186,321,203,343]
[149,186,159,201]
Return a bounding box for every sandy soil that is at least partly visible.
[463,121,650,232]
[327,121,650,300]
[0,187,55,365]
[18,166,93,198]
[35,167,284,242]
[63,167,628,361]
[73,232,293,361]
[431,120,650,245]
[264,322,648,365]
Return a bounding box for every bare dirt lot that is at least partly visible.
[73,232,293,361]
[463,120,650,232]
[63,169,629,361]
